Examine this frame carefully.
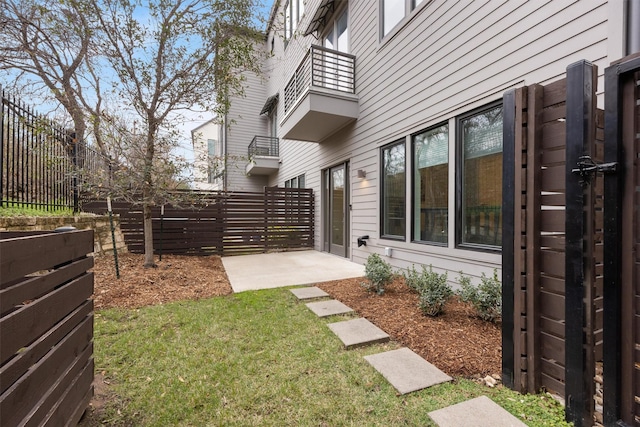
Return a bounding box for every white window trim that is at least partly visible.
[379,0,432,45]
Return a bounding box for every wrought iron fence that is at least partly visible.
[0,87,109,212]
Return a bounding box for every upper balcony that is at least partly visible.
[246,136,280,176]
[280,45,359,142]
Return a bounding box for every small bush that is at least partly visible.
[414,265,452,316]
[403,264,422,293]
[457,269,502,322]
[362,253,393,295]
[457,271,475,303]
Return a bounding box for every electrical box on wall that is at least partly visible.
[384,247,392,257]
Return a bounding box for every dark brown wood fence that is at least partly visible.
[0,229,94,427]
[503,61,605,426]
[84,187,315,256]
[603,53,640,427]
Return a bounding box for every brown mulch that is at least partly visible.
[92,253,233,310]
[92,253,501,379]
[316,278,502,378]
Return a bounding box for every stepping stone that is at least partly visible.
[364,347,452,395]
[290,287,329,300]
[327,318,390,349]
[305,300,353,317]
[428,395,527,427]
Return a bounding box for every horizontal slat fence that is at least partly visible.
[83,188,315,256]
[0,229,94,427]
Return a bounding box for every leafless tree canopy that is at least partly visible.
[0,0,267,267]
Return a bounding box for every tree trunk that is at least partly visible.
[142,130,156,268]
[142,201,156,268]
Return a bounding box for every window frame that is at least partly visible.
[411,122,449,247]
[285,173,306,188]
[322,5,349,53]
[380,139,407,241]
[455,101,504,252]
[284,0,305,44]
[380,0,429,39]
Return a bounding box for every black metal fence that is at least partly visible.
[0,87,108,212]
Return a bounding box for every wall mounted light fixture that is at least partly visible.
[357,235,369,247]
[357,169,366,179]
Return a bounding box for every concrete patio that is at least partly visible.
[222,250,365,293]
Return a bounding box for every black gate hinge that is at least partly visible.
[571,155,618,184]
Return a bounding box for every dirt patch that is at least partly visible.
[82,253,501,424]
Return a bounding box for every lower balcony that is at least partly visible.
[246,136,280,176]
[280,45,359,142]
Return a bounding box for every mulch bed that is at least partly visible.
[316,278,501,378]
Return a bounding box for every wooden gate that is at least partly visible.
[603,53,640,427]
[502,60,605,426]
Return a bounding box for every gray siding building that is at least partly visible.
[225,0,628,281]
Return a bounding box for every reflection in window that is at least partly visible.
[332,168,344,245]
[460,105,503,247]
[382,0,426,37]
[413,124,448,244]
[284,0,305,41]
[382,141,406,238]
[383,0,404,36]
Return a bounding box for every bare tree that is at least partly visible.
[91,0,265,267]
[0,0,107,152]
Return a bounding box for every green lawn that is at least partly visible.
[94,288,569,426]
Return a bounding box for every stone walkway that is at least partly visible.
[290,286,528,426]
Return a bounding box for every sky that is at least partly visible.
[169,1,274,173]
[2,0,274,182]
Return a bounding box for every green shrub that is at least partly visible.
[361,253,393,295]
[457,271,475,303]
[457,269,502,323]
[402,264,422,293]
[415,265,452,316]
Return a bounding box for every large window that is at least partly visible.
[379,102,502,251]
[382,0,427,36]
[381,141,406,239]
[284,0,305,42]
[458,104,503,248]
[413,124,448,244]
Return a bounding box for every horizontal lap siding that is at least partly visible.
[0,230,94,427]
[227,56,270,193]
[264,0,610,275]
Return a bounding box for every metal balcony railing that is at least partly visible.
[248,136,279,157]
[283,45,356,114]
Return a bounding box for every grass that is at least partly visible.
[94,288,569,426]
[0,203,74,217]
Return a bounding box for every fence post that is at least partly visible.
[565,59,597,427]
[502,88,517,390]
[71,134,79,213]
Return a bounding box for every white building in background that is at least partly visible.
[191,119,223,191]
[221,0,628,282]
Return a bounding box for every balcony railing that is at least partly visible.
[284,45,356,114]
[248,136,279,158]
